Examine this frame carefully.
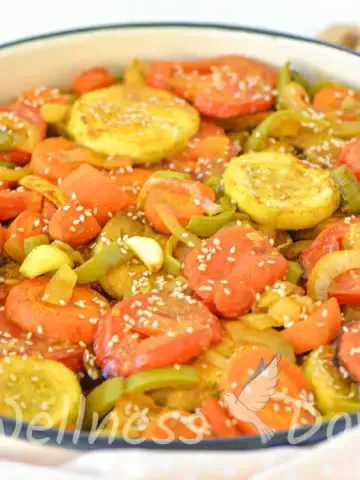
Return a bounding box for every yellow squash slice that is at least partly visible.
[0,357,81,426]
[67,84,199,164]
[223,151,340,230]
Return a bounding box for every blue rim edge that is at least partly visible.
[0,21,359,450]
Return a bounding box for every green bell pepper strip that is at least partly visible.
[164,235,182,276]
[276,61,292,109]
[23,234,50,256]
[0,161,16,169]
[0,130,15,152]
[303,345,360,415]
[187,196,236,238]
[204,175,224,198]
[19,175,67,207]
[51,240,85,266]
[84,377,125,429]
[74,241,132,284]
[330,165,360,213]
[285,261,303,284]
[279,82,311,112]
[245,110,328,152]
[125,366,200,393]
[291,70,310,93]
[343,223,360,250]
[154,203,200,248]
[331,120,360,139]
[43,264,77,305]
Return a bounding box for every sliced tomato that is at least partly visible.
[0,309,84,372]
[166,120,236,179]
[336,136,360,180]
[146,55,276,118]
[94,292,221,377]
[0,191,42,221]
[329,269,360,304]
[183,226,288,318]
[300,217,360,276]
[336,320,360,382]
[0,151,31,166]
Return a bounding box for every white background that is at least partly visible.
[0,0,359,45]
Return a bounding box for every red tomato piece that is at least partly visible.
[300,217,360,276]
[337,136,360,180]
[183,226,288,318]
[72,67,117,95]
[0,151,31,166]
[337,320,360,382]
[94,292,221,377]
[146,55,276,118]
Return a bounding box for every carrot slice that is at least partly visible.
[30,137,93,182]
[49,201,100,247]
[222,346,316,433]
[142,410,212,440]
[336,136,360,180]
[146,55,276,118]
[201,397,241,438]
[166,120,236,180]
[143,178,216,234]
[72,66,116,95]
[0,309,84,372]
[5,277,109,344]
[94,292,220,377]
[60,164,132,225]
[109,168,152,205]
[0,191,42,221]
[313,87,360,120]
[184,226,288,318]
[16,86,70,109]
[281,298,341,354]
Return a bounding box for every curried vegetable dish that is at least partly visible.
[1,55,360,442]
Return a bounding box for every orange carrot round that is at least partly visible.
[201,397,241,438]
[109,168,152,205]
[49,201,101,247]
[281,298,341,354]
[72,67,116,95]
[60,163,132,225]
[222,346,316,433]
[30,137,90,182]
[0,191,42,221]
[143,178,216,234]
[5,277,109,344]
